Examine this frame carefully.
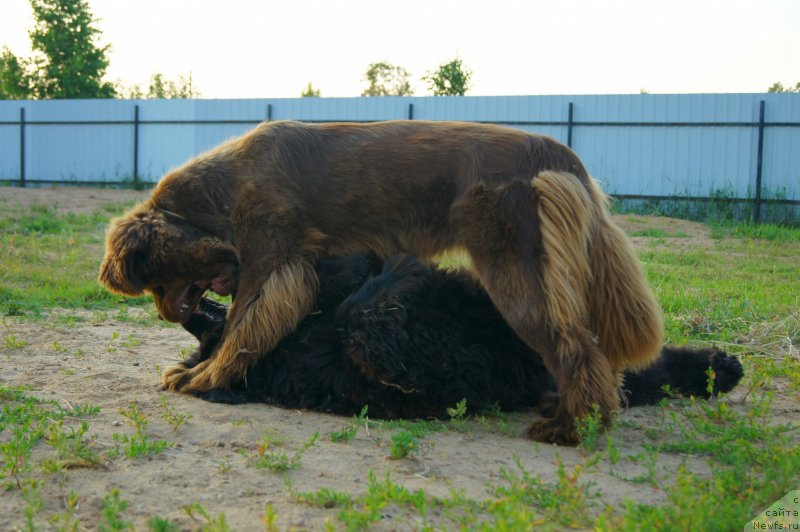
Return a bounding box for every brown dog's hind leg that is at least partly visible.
[162,257,319,393]
[454,173,627,445]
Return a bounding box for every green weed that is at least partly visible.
[292,485,354,509]
[262,504,279,531]
[329,405,371,442]
[486,456,596,528]
[446,398,470,432]
[99,489,132,531]
[21,479,45,531]
[160,394,192,432]
[576,404,604,452]
[388,430,418,459]
[182,502,230,531]
[146,516,180,532]
[43,419,101,470]
[247,431,319,472]
[49,491,81,531]
[109,403,172,459]
[2,321,28,349]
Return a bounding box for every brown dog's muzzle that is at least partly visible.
[150,264,237,323]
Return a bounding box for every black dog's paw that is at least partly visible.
[193,389,248,404]
[709,349,744,394]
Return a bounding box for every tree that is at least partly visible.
[0,0,116,99]
[146,72,199,99]
[118,72,200,99]
[767,81,800,93]
[0,47,31,99]
[361,62,413,96]
[27,0,116,98]
[423,57,472,96]
[301,82,321,97]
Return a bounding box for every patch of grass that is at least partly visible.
[377,418,448,439]
[0,384,100,489]
[0,203,152,317]
[598,389,800,530]
[612,185,799,225]
[337,471,433,530]
[711,221,800,242]
[486,456,597,528]
[642,235,800,345]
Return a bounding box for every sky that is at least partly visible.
[1,0,798,99]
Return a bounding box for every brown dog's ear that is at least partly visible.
[98,207,164,296]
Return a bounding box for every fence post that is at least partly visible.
[567,102,574,149]
[754,99,765,222]
[19,107,26,188]
[267,103,273,122]
[133,104,140,187]
[407,102,414,120]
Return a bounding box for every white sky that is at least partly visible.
[1,0,798,98]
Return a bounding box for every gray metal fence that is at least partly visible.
[1,94,798,220]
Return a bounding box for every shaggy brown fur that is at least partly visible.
[98,120,663,445]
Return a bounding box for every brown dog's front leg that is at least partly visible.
[162,258,319,392]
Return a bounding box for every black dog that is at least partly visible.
[179,254,743,420]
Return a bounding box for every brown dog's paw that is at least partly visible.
[161,361,213,393]
[524,418,579,446]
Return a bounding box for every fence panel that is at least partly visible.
[0,94,797,207]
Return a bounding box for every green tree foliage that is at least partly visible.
[0,0,115,99]
[27,0,116,98]
[767,81,800,93]
[0,47,31,99]
[117,72,200,99]
[423,57,472,96]
[146,72,198,99]
[301,82,321,97]
[361,62,413,96]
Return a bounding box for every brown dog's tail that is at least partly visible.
[584,178,663,371]
[532,171,663,371]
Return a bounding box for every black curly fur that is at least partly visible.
[183,254,743,418]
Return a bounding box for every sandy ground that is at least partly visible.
[0,186,785,530]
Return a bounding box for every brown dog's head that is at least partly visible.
[99,202,239,323]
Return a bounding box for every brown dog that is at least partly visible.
[98,120,663,445]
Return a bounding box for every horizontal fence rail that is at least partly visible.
[1,94,798,220]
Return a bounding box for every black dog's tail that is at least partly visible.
[622,345,743,407]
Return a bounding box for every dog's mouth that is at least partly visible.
[175,275,233,323]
